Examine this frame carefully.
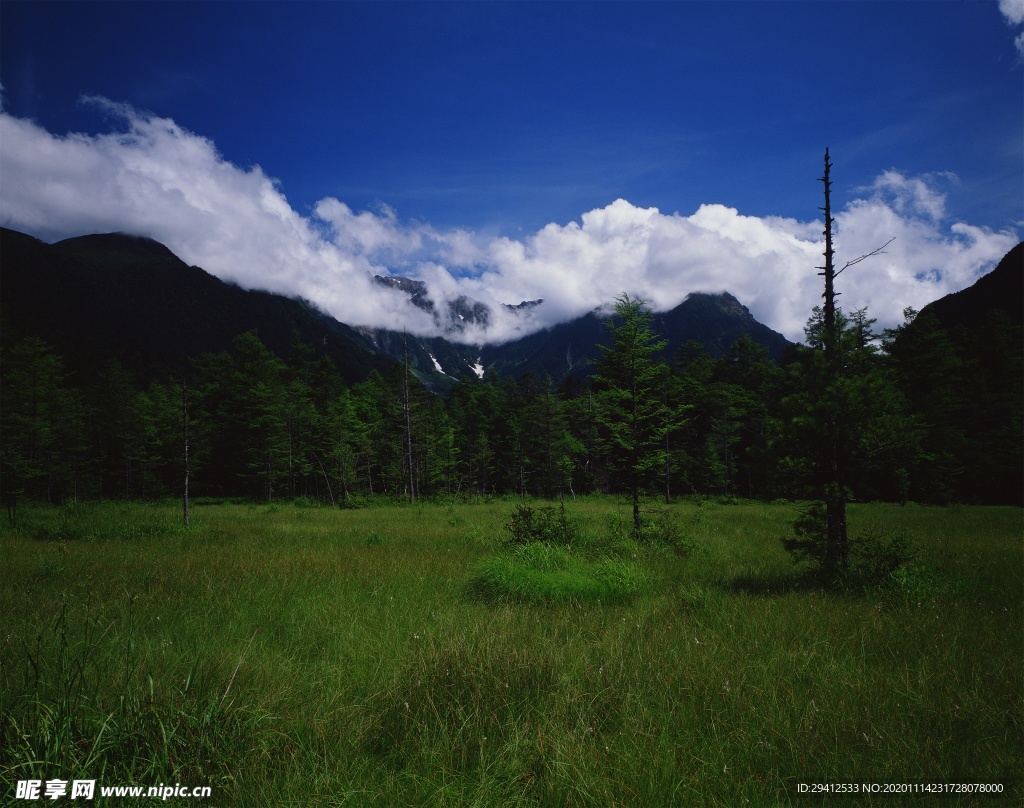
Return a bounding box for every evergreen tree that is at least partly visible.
[592,294,671,533]
[422,397,458,497]
[90,360,148,499]
[1,337,75,514]
[327,389,363,505]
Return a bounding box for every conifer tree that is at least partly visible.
[592,294,671,534]
[784,151,894,579]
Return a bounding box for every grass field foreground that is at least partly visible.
[1,498,1021,806]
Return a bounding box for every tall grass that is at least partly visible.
[1,498,1020,805]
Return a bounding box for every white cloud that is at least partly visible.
[858,170,954,222]
[999,0,1024,55]
[1000,0,1024,26]
[0,99,438,334]
[0,99,1018,346]
[315,198,421,258]
[467,182,1016,344]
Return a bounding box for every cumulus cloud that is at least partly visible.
[466,189,1016,344]
[1000,0,1024,56]
[0,98,1018,345]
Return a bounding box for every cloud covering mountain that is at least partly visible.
[0,96,1017,344]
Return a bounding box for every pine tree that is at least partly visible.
[592,294,671,534]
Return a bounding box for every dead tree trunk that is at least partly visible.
[818,149,848,575]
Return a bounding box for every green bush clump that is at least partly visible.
[848,526,917,587]
[469,541,647,605]
[504,503,577,546]
[784,505,922,591]
[32,519,86,542]
[605,508,701,556]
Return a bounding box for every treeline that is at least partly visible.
[1,301,1020,511]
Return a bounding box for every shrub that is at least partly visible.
[33,520,86,542]
[783,504,917,590]
[848,527,916,587]
[504,503,577,546]
[781,502,831,571]
[606,508,700,556]
[635,508,700,555]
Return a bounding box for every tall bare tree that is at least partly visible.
[807,149,893,577]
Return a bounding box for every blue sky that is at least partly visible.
[1,1,1021,343]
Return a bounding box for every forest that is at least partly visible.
[3,278,1020,515]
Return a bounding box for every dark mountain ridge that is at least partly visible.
[480,291,791,384]
[0,226,846,391]
[0,228,393,384]
[917,241,1022,330]
[7,227,1018,394]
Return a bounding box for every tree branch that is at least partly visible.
[834,237,895,277]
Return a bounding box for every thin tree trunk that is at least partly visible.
[288,415,294,499]
[664,430,671,505]
[403,331,416,505]
[819,149,848,574]
[312,451,335,507]
[182,379,190,526]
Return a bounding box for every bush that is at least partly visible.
[781,502,831,571]
[636,508,701,555]
[848,527,916,587]
[33,520,86,542]
[605,508,700,556]
[783,503,917,590]
[886,562,968,602]
[504,503,577,546]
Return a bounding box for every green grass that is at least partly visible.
[468,541,650,604]
[1,498,1021,805]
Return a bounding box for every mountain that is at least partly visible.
[916,241,1023,330]
[886,241,1022,506]
[371,274,497,332]
[350,325,484,388]
[0,227,394,384]
[478,291,791,384]
[1,226,791,390]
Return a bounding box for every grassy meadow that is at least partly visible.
[1,497,1021,806]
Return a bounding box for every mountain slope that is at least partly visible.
[0,228,394,384]
[2,226,792,390]
[917,241,1023,330]
[479,292,791,384]
[887,241,1022,505]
